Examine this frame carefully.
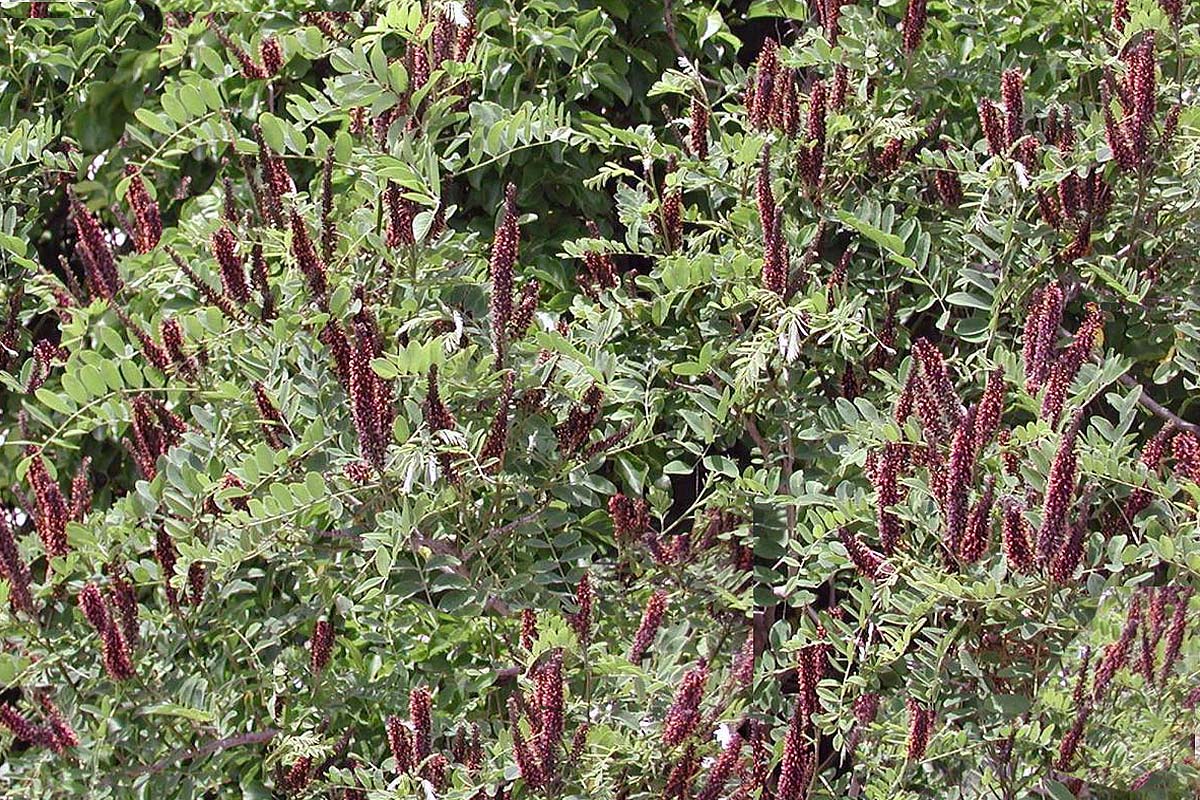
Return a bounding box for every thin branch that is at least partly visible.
[662,0,721,88]
[1056,302,1200,436]
[743,413,772,460]
[118,729,279,781]
[1113,370,1200,435]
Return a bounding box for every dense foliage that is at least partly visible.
[1,1,1199,798]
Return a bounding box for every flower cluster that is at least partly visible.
[124,166,161,254]
[608,492,651,546]
[289,210,329,308]
[1035,411,1084,567]
[902,0,929,54]
[125,395,186,480]
[1041,303,1103,425]
[0,510,33,615]
[905,699,936,760]
[1104,34,1159,172]
[26,450,69,559]
[871,442,909,554]
[838,527,893,580]
[0,694,78,754]
[206,15,275,79]
[798,81,827,190]
[160,318,198,380]
[490,183,520,366]
[349,295,395,469]
[661,659,709,747]
[758,148,788,296]
[211,226,250,305]
[657,156,683,252]
[383,182,418,251]
[999,497,1035,573]
[70,195,122,300]
[554,384,603,456]
[578,221,619,296]
[568,570,593,645]
[310,618,333,673]
[78,582,136,681]
[479,371,516,474]
[507,650,581,792]
[776,704,814,800]
[629,589,668,662]
[688,91,709,160]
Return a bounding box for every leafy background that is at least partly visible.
[0,1,1198,798]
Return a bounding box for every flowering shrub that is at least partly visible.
[0,1,1199,798]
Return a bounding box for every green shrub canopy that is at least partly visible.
[0,2,1199,798]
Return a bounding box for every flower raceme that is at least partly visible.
[154,528,181,609]
[70,194,121,300]
[0,510,33,614]
[78,583,136,681]
[776,704,814,800]
[839,527,893,580]
[554,384,603,456]
[1041,303,1104,425]
[608,492,650,545]
[126,395,186,480]
[1000,498,1036,573]
[349,295,394,469]
[310,618,333,674]
[533,651,565,776]
[579,221,618,295]
[747,38,778,131]
[386,714,413,774]
[26,451,69,559]
[0,704,51,750]
[629,589,668,663]
[798,81,827,190]
[871,442,909,554]
[1056,647,1093,770]
[479,371,516,474]
[906,699,936,760]
[978,69,1034,164]
[1022,283,1064,393]
[289,210,329,308]
[124,166,161,254]
[106,563,140,646]
[688,91,709,160]
[661,659,709,748]
[206,14,271,80]
[409,685,433,765]
[657,156,683,253]
[160,318,198,379]
[505,650,582,792]
[252,382,288,450]
[489,183,520,367]
[1036,411,1083,567]
[568,570,593,645]
[1105,34,1159,172]
[902,0,929,54]
[211,226,250,305]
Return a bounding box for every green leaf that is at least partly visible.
[35,387,75,415]
[836,210,914,268]
[140,704,215,723]
[135,108,175,135]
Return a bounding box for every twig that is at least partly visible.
[117,729,279,781]
[743,413,772,460]
[1113,370,1200,435]
[662,0,721,88]
[1056,304,1200,436]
